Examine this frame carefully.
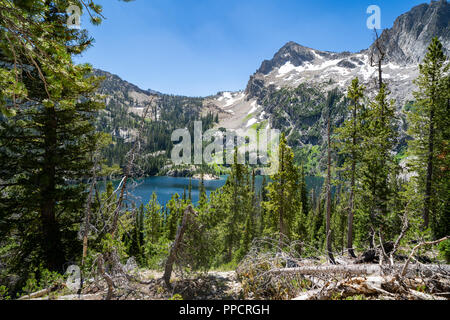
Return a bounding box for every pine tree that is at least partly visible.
[331,189,349,255]
[224,148,250,262]
[263,133,302,246]
[165,193,184,240]
[408,37,449,236]
[306,188,326,250]
[0,2,106,274]
[198,172,208,209]
[237,213,254,261]
[188,178,193,202]
[125,204,145,265]
[325,90,339,264]
[258,175,268,237]
[336,78,366,257]
[144,193,162,244]
[360,83,398,248]
[299,164,309,216]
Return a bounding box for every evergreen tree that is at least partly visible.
[336,78,366,257]
[188,178,193,202]
[258,175,268,237]
[331,189,348,255]
[165,193,184,240]
[325,89,339,264]
[144,193,162,244]
[0,1,105,275]
[198,173,208,209]
[407,37,449,236]
[306,188,326,251]
[359,84,398,247]
[206,148,254,264]
[237,212,254,261]
[125,204,145,265]
[299,164,309,216]
[263,134,302,246]
[224,148,250,262]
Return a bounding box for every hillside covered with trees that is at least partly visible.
[0,0,449,301]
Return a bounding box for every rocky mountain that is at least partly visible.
[372,0,449,65]
[94,1,448,175]
[93,69,217,174]
[202,1,449,173]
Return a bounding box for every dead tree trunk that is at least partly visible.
[371,29,385,91]
[270,264,450,277]
[110,98,155,239]
[97,253,114,300]
[163,205,196,289]
[401,236,449,277]
[82,153,100,266]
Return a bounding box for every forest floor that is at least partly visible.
[21,243,450,301]
[27,270,243,300]
[26,261,450,301]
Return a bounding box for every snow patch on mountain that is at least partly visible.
[246,118,257,127]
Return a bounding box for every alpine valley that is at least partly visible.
[96,1,450,176]
[1,0,450,302]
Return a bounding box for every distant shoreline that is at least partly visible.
[191,173,221,181]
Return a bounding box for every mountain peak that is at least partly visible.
[371,0,450,64]
[257,41,317,75]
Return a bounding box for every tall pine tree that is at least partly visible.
[336,78,366,257]
[0,1,106,275]
[407,37,449,236]
[263,133,302,247]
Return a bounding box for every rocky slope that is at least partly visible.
[372,0,449,65]
[198,1,449,174]
[94,2,448,174]
[209,1,449,134]
[93,69,212,173]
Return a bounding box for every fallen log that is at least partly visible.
[407,289,447,300]
[292,289,322,300]
[18,283,63,300]
[270,264,450,277]
[292,275,447,300]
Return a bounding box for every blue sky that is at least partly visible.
[75,0,425,97]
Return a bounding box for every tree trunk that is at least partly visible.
[163,205,195,289]
[326,112,335,264]
[347,104,357,258]
[278,147,286,248]
[423,107,435,229]
[82,165,97,266]
[378,60,383,90]
[40,105,64,272]
[270,263,450,277]
[97,254,114,300]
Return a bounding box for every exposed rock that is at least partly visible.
[370,0,450,65]
[192,174,219,181]
[337,60,357,69]
[166,168,195,178]
[206,2,449,176]
[257,42,316,75]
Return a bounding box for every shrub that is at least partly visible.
[0,285,10,300]
[438,239,450,264]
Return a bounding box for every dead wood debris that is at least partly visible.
[236,237,450,300]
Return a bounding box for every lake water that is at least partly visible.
[109,175,325,207]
